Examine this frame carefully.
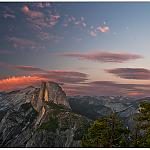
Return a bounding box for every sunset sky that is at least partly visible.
[1,2,150,97]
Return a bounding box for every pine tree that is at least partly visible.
[133,101,150,147]
[81,113,129,147]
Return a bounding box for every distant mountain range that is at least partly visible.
[0,82,149,147]
[68,96,150,130]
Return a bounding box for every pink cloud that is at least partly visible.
[7,36,44,51]
[38,31,50,40]
[0,76,43,91]
[22,5,60,30]
[106,68,150,80]
[48,70,87,77]
[62,15,86,29]
[0,63,89,91]
[2,63,87,80]
[89,30,97,37]
[97,25,110,33]
[0,63,88,85]
[62,51,142,63]
[49,14,60,26]
[63,81,150,97]
[37,31,63,43]
[22,5,43,18]
[1,73,150,97]
[0,63,46,73]
[35,70,88,84]
[8,36,36,47]
[15,65,46,72]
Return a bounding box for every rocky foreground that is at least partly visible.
[0,81,149,147]
[0,82,90,147]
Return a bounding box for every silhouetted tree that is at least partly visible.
[132,102,150,147]
[81,113,129,147]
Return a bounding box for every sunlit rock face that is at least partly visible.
[31,82,71,112]
[31,82,71,127]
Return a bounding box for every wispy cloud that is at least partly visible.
[61,51,142,63]
[3,13,15,19]
[0,62,88,84]
[22,5,60,30]
[2,7,15,19]
[106,68,150,80]
[38,31,63,44]
[74,17,86,28]
[86,81,150,97]
[89,30,97,37]
[35,70,88,84]
[63,80,150,97]
[22,5,44,18]
[97,25,110,33]
[1,71,150,97]
[0,63,44,73]
[8,36,36,48]
[62,15,86,29]
[88,24,110,37]
[49,14,60,27]
[7,36,45,51]
[15,65,46,72]
[0,65,89,91]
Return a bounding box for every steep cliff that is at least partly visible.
[31,81,70,112]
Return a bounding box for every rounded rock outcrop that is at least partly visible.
[31,81,70,113]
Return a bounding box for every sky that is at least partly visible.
[0,2,150,97]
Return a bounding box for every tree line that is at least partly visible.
[81,101,150,147]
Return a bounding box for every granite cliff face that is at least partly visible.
[0,82,89,147]
[31,81,70,112]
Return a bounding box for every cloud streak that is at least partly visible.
[0,68,88,91]
[35,70,88,84]
[1,73,150,97]
[63,80,150,97]
[62,51,142,63]
[106,68,150,80]
[8,36,36,48]
[0,62,88,82]
[0,76,43,91]
[2,7,15,19]
[7,36,45,51]
[15,65,46,72]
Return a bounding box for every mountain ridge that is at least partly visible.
[0,81,90,147]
